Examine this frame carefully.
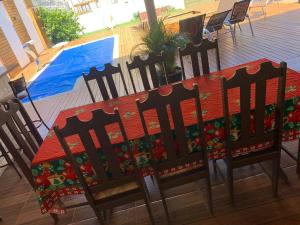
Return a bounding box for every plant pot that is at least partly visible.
[166,67,183,84]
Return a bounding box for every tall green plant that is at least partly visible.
[38,8,83,44]
[132,20,189,73]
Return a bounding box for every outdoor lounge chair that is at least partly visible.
[224,0,254,44]
[8,74,49,130]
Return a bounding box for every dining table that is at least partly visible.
[31,58,300,214]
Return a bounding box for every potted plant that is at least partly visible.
[131,19,189,84]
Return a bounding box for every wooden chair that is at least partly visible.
[126,53,167,92]
[54,108,155,225]
[83,63,129,102]
[179,14,206,44]
[224,0,254,44]
[221,61,287,203]
[0,101,56,222]
[136,82,212,224]
[179,39,221,79]
[0,100,41,186]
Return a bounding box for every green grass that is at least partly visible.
[81,17,140,37]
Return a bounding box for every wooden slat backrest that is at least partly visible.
[126,53,167,92]
[221,61,287,153]
[0,101,37,187]
[83,63,129,102]
[179,14,206,44]
[179,39,220,79]
[230,0,251,23]
[137,82,207,172]
[54,108,137,194]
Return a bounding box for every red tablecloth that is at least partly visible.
[31,59,300,213]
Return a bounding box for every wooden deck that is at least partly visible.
[1,3,300,225]
[22,4,300,138]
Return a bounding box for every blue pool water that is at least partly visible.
[24,37,115,102]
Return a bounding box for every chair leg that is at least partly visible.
[142,190,155,225]
[158,189,171,225]
[50,213,58,224]
[227,166,234,205]
[229,25,236,44]
[205,173,213,214]
[272,156,280,197]
[213,159,218,174]
[94,208,105,225]
[0,146,22,179]
[237,23,242,31]
[27,90,50,130]
[247,15,254,36]
[297,139,300,175]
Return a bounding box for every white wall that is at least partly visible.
[0,2,30,67]
[76,0,185,33]
[13,0,44,54]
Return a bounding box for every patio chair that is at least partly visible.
[205,10,231,35]
[179,14,206,44]
[54,108,155,225]
[137,82,212,224]
[0,100,41,184]
[224,0,254,44]
[0,100,57,222]
[8,74,50,130]
[126,53,167,92]
[179,39,221,79]
[221,61,287,203]
[83,63,129,102]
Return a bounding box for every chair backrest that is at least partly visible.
[83,63,129,102]
[206,10,231,32]
[136,82,208,173]
[217,0,239,12]
[54,108,139,200]
[179,39,221,78]
[230,0,251,23]
[0,100,39,187]
[179,14,206,44]
[221,61,287,154]
[8,75,26,97]
[126,53,167,92]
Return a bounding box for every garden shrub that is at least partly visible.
[37,8,83,44]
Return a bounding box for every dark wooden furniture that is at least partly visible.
[221,61,287,203]
[0,100,57,222]
[83,63,129,102]
[179,14,206,44]
[54,108,155,225]
[126,53,167,92]
[137,82,212,224]
[282,140,300,175]
[179,39,221,79]
[8,74,49,130]
[205,10,231,34]
[224,0,254,43]
[0,100,40,186]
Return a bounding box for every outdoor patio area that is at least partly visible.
[1,1,300,225]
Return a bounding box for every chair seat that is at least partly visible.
[16,90,28,99]
[159,160,204,179]
[232,141,274,158]
[93,181,140,201]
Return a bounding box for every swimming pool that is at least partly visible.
[24,36,116,102]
